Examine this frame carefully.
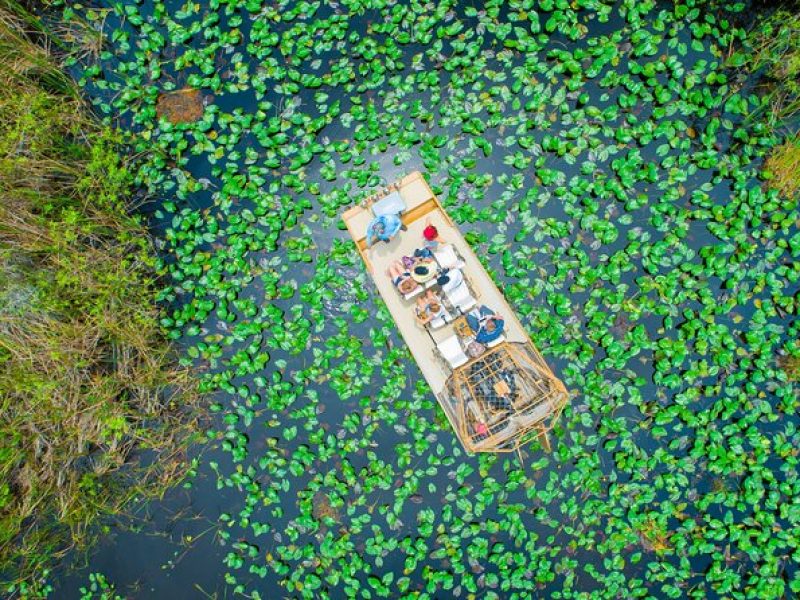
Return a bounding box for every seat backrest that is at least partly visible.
[446,281,471,302]
[372,191,406,217]
[438,335,461,353]
[440,268,464,292]
[434,244,458,268]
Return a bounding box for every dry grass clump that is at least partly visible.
[763,135,800,198]
[0,4,202,591]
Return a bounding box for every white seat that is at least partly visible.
[428,308,452,330]
[441,269,476,311]
[402,285,424,301]
[445,281,476,313]
[433,244,464,270]
[437,335,469,369]
[372,191,405,217]
[440,268,464,292]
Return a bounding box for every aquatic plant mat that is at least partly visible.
[45,0,800,598]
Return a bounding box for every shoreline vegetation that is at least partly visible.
[729,4,800,201]
[729,5,800,127]
[0,2,202,596]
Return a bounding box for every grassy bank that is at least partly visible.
[0,4,201,594]
[729,5,800,199]
[764,133,800,199]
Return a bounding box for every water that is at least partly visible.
[45,0,800,598]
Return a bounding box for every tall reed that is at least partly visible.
[0,3,202,594]
[730,9,800,125]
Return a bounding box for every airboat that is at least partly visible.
[342,172,568,453]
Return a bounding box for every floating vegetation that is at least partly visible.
[24,0,800,597]
[635,517,673,555]
[77,572,121,600]
[311,492,340,524]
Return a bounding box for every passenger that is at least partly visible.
[366,212,403,248]
[480,317,505,342]
[388,260,419,295]
[422,220,442,250]
[467,305,505,344]
[466,400,490,441]
[415,290,443,325]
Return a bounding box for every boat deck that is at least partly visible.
[342,172,567,452]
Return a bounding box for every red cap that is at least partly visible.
[423,224,438,241]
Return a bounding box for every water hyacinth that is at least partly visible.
[50,0,800,598]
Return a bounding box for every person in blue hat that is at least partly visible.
[466,305,505,344]
[365,212,403,247]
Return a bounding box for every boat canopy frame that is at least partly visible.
[442,341,567,453]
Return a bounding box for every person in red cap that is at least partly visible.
[422,220,441,250]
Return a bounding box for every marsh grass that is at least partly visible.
[0,4,73,96]
[731,9,800,124]
[728,8,800,213]
[763,134,800,198]
[0,3,202,593]
[51,10,106,63]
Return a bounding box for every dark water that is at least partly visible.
[46,0,800,598]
